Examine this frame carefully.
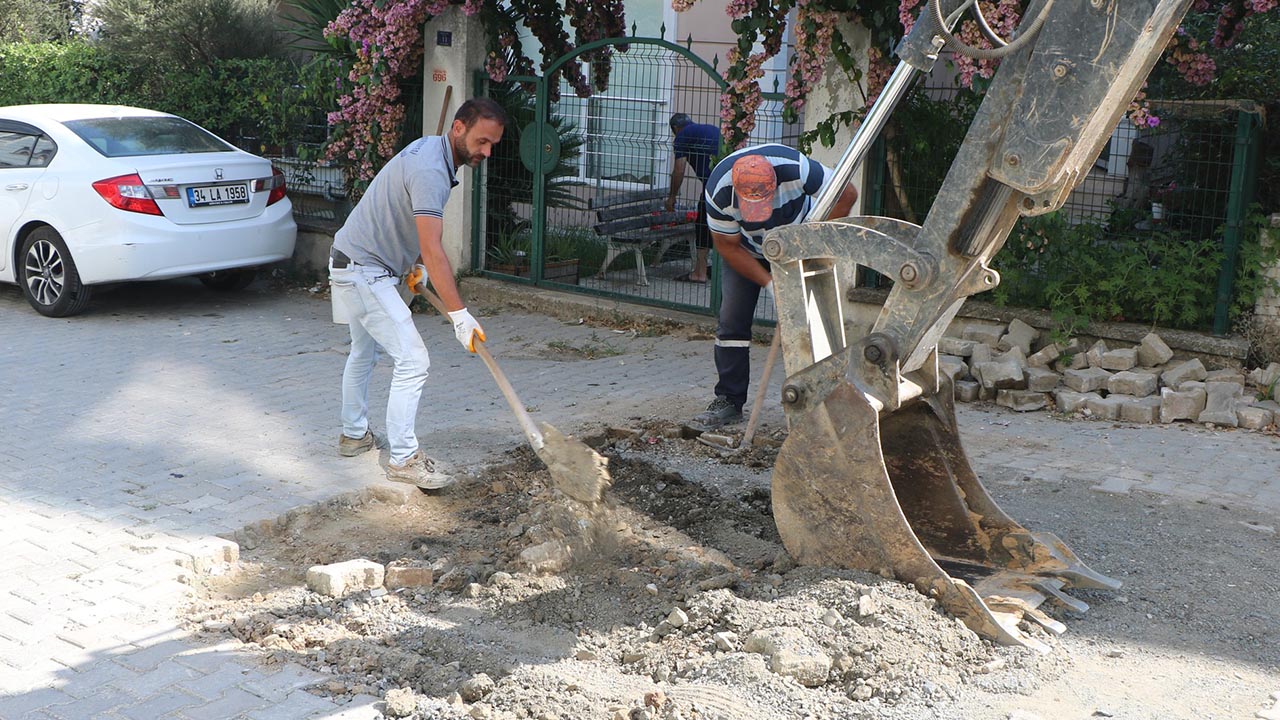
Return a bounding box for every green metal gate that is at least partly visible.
[471,31,795,319]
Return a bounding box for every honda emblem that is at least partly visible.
[215,168,224,180]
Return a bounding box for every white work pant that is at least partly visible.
[329,261,429,464]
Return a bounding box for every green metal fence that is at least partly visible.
[864,76,1263,334]
[472,33,796,324]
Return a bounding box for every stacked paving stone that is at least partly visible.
[939,318,1280,430]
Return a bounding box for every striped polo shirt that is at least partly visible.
[704,143,832,258]
[332,134,459,275]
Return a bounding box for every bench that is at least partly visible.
[589,188,697,286]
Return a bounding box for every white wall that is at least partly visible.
[421,7,488,273]
[800,17,869,216]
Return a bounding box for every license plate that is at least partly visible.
[187,183,249,207]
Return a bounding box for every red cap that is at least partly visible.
[731,155,777,223]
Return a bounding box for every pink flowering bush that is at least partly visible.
[324,0,625,199]
[671,0,1276,153]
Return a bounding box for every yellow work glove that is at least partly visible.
[405,263,426,291]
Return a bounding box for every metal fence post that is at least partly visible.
[1213,108,1262,336]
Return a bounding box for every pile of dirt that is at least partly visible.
[184,418,1276,720]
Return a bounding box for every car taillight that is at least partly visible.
[254,166,287,206]
[92,173,162,216]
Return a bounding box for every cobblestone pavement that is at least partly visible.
[1,280,1276,720]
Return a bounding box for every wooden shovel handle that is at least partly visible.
[413,283,544,450]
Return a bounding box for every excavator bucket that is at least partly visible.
[759,0,1192,648]
[773,373,1119,650]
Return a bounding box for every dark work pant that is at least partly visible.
[713,256,770,408]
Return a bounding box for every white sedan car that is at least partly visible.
[0,104,297,317]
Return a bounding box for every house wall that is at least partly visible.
[421,7,489,275]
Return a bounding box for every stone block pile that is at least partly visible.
[940,318,1280,430]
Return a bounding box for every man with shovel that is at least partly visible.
[328,97,507,488]
[691,145,858,430]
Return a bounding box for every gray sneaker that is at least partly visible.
[692,396,743,429]
[386,450,455,490]
[338,430,383,457]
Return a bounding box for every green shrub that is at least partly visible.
[0,0,74,43]
[991,206,1279,335]
[94,0,284,70]
[0,42,338,153]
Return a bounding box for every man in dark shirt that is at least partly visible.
[664,113,720,283]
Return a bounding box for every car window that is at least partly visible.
[62,116,235,158]
[0,131,38,168]
[29,135,57,167]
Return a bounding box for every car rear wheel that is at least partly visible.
[198,268,256,291]
[19,227,92,317]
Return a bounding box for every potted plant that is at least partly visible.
[486,228,580,284]
[487,228,532,276]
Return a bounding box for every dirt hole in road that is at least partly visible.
[183,421,1275,720]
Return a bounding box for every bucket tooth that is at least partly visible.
[1029,580,1090,613]
[771,375,1118,648]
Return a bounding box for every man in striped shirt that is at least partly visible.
[691,144,858,429]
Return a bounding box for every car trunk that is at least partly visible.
[134,155,273,225]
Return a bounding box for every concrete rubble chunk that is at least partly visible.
[1062,367,1112,393]
[520,540,573,573]
[386,561,434,589]
[994,345,1029,370]
[975,361,1027,391]
[713,631,738,652]
[1160,386,1207,423]
[998,318,1039,354]
[1100,347,1139,371]
[1084,394,1126,420]
[1255,399,1280,414]
[1119,396,1162,424]
[1054,390,1100,414]
[1136,333,1174,366]
[954,380,981,403]
[1236,403,1274,430]
[743,627,832,688]
[1054,350,1089,372]
[1248,361,1280,390]
[997,390,1049,412]
[962,323,1006,348]
[939,336,976,357]
[176,537,240,575]
[1107,370,1158,398]
[1027,342,1061,368]
[1198,381,1243,426]
[940,355,969,382]
[384,688,417,718]
[1025,367,1061,392]
[969,343,994,365]
[459,674,495,702]
[1162,358,1207,389]
[770,648,833,688]
[1178,380,1206,392]
[307,559,385,597]
[1204,369,1246,385]
[1086,340,1109,368]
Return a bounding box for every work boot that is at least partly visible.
[692,396,743,430]
[386,449,455,490]
[338,430,383,457]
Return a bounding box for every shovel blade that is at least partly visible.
[535,422,611,505]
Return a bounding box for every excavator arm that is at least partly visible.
[766,0,1193,649]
